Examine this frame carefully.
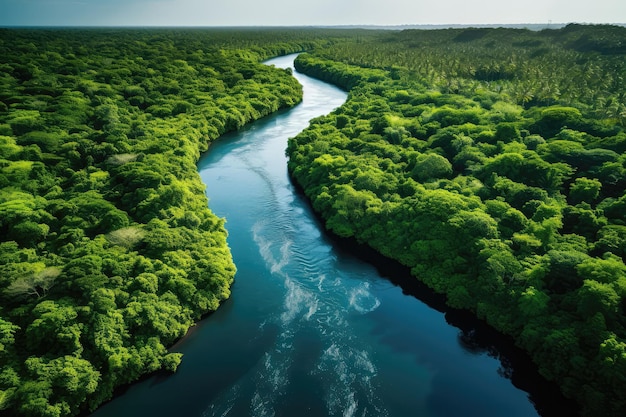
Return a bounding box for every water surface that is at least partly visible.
[91,54,560,417]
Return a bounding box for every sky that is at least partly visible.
[0,0,624,27]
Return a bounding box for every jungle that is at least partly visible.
[0,27,362,416]
[287,24,626,417]
[1,24,626,417]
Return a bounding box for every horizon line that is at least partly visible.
[2,22,625,29]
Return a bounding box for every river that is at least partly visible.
[90,54,574,417]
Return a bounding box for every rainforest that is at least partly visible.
[1,25,625,417]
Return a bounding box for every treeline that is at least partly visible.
[309,24,626,118]
[288,24,626,417]
[0,28,364,417]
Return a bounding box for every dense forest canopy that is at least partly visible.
[0,27,366,417]
[2,24,626,417]
[287,24,626,417]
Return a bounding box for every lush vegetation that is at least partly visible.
[3,24,625,417]
[287,24,626,417]
[0,28,366,417]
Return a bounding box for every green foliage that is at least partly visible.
[288,25,626,417]
[570,177,602,205]
[3,24,626,417]
[161,353,183,373]
[0,27,366,417]
[410,153,452,181]
[16,356,100,417]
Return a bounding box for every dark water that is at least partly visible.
[91,54,567,417]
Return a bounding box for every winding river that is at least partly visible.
[91,54,574,417]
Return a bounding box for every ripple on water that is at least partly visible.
[315,343,387,417]
[349,282,381,315]
[281,276,318,324]
[238,154,390,416]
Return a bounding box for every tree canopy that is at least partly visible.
[2,24,626,417]
[288,24,626,417]
[0,27,363,417]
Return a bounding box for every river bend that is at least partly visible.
[91,54,552,417]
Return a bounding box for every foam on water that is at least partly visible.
[343,394,357,417]
[316,274,326,291]
[201,383,240,417]
[281,275,316,324]
[235,214,388,416]
[315,341,387,417]
[348,282,381,315]
[271,240,291,275]
[203,236,388,417]
[250,391,275,417]
[201,55,389,417]
[304,298,319,321]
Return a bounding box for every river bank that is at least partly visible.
[90,54,570,417]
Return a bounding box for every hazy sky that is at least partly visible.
[0,0,624,27]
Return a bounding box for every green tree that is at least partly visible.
[410,153,452,181]
[576,279,620,320]
[570,177,602,204]
[25,301,83,355]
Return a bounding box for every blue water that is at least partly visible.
[90,54,555,417]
